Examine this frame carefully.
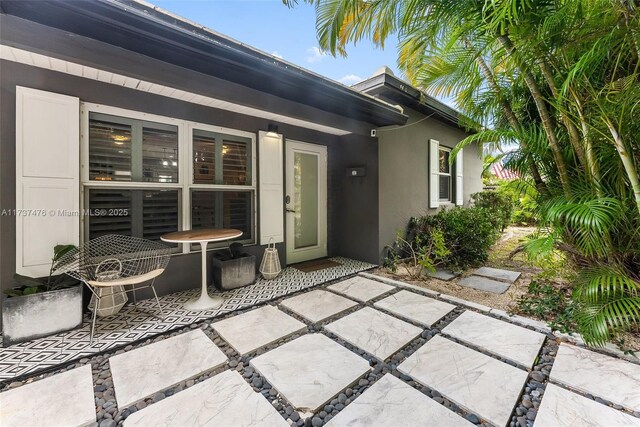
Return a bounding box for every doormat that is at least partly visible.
[293,259,343,273]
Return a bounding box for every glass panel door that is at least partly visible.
[286,141,327,264]
[294,152,319,249]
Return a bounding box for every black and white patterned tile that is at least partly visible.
[0,257,374,381]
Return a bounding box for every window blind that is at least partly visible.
[89,119,132,182]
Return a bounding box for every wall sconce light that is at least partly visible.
[266,123,279,137]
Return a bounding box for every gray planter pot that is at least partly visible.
[2,285,83,347]
[212,255,256,291]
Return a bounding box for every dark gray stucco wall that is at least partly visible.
[0,59,380,304]
[333,134,380,264]
[376,106,482,260]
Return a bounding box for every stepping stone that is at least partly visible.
[324,307,422,360]
[398,335,528,427]
[458,276,510,294]
[534,383,640,427]
[327,276,394,302]
[374,290,456,327]
[550,343,640,412]
[212,305,306,355]
[110,329,227,408]
[325,373,474,427]
[472,267,521,283]
[426,269,458,281]
[280,289,358,323]
[250,334,370,412]
[0,365,95,427]
[123,370,288,427]
[443,310,545,368]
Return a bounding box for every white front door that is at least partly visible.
[285,140,327,264]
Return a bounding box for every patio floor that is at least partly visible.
[0,257,373,381]
[2,272,640,427]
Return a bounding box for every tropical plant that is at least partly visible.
[285,0,640,345]
[409,207,500,271]
[495,179,539,225]
[385,228,450,278]
[516,279,577,333]
[5,244,78,297]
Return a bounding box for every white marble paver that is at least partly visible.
[443,310,545,368]
[398,335,528,427]
[280,290,358,323]
[327,276,394,302]
[0,365,95,427]
[324,307,422,360]
[326,373,474,427]
[123,370,288,427]
[472,267,521,283]
[534,383,640,427]
[374,289,456,327]
[250,334,370,412]
[110,329,227,408]
[212,305,306,355]
[458,276,510,293]
[550,343,640,411]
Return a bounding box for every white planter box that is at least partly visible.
[2,285,83,346]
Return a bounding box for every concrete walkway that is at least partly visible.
[2,274,639,427]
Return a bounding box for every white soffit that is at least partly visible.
[0,45,352,136]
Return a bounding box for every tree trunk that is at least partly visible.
[471,42,549,194]
[539,61,587,170]
[605,120,640,215]
[571,89,602,193]
[498,35,571,196]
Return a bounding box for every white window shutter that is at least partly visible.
[429,139,440,208]
[16,87,80,277]
[455,148,464,206]
[258,131,284,244]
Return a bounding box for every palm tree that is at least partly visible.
[285,0,640,346]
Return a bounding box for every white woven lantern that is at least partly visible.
[260,240,281,280]
[89,259,128,317]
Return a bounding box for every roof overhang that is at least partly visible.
[0,0,408,128]
[353,72,466,130]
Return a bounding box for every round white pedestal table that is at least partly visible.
[161,228,243,311]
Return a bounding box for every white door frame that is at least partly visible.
[285,140,328,264]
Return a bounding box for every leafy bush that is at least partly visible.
[471,190,513,231]
[516,279,576,333]
[408,207,500,271]
[384,228,450,278]
[495,180,539,225]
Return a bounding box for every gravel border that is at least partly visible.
[3,274,639,427]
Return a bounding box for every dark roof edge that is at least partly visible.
[0,0,408,127]
[114,0,404,110]
[354,72,469,130]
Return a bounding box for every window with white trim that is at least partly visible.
[82,105,256,250]
[438,146,452,202]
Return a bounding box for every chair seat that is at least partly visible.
[86,268,165,287]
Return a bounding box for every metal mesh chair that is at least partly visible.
[55,235,172,343]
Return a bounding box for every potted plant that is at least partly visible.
[211,243,256,290]
[2,244,83,346]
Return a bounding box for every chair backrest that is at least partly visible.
[55,235,172,282]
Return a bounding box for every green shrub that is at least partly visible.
[408,206,500,271]
[471,190,513,231]
[495,180,539,225]
[384,228,450,278]
[516,279,576,333]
